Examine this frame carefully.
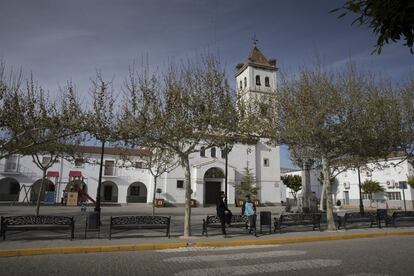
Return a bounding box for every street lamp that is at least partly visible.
[357,167,364,214]
[223,143,233,207]
[94,140,105,224]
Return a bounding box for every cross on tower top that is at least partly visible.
[252,35,258,46]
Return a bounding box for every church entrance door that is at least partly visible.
[205,182,221,205]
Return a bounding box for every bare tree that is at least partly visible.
[122,55,238,237]
[280,63,397,230]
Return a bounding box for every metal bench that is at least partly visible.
[338,212,379,229]
[385,211,414,227]
[274,213,321,233]
[109,215,171,239]
[202,214,248,236]
[1,215,75,240]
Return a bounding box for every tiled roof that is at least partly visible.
[247,46,272,67]
[236,46,276,76]
[75,145,151,157]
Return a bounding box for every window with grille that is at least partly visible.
[386,192,401,200]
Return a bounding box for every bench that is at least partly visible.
[338,212,379,230]
[202,215,248,236]
[1,215,75,240]
[274,213,321,233]
[385,211,414,227]
[109,215,171,239]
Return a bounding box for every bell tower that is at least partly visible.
[235,41,277,104]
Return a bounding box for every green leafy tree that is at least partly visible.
[332,0,414,54]
[236,167,259,198]
[361,179,385,207]
[281,175,302,203]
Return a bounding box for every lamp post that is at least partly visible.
[357,167,364,214]
[94,140,105,224]
[223,143,233,207]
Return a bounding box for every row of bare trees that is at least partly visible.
[280,65,414,230]
[1,56,414,235]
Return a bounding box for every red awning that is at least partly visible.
[69,170,82,178]
[47,171,59,177]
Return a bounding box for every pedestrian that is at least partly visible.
[242,195,257,236]
[63,191,68,206]
[216,191,231,236]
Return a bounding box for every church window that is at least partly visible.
[264,158,270,167]
[211,147,216,158]
[239,80,242,90]
[244,77,247,87]
[256,75,261,86]
[200,147,206,157]
[265,77,270,87]
[221,148,226,159]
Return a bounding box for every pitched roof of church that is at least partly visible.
[236,46,277,76]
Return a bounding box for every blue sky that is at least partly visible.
[1,0,413,168]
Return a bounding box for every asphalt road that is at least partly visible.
[1,236,413,276]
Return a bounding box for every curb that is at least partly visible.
[0,242,188,258]
[1,230,413,258]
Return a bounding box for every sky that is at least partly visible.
[1,0,413,169]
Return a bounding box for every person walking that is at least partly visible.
[242,195,257,236]
[216,191,231,236]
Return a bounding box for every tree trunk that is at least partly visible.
[35,169,47,216]
[322,156,336,231]
[182,156,192,237]
[301,162,311,210]
[319,182,326,212]
[152,176,157,216]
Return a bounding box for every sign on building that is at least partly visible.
[66,192,78,206]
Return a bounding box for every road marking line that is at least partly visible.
[174,259,341,275]
[156,244,281,252]
[164,250,306,263]
[345,272,390,276]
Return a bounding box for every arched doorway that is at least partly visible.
[30,179,55,202]
[127,182,147,203]
[0,177,20,201]
[65,180,88,203]
[101,181,118,202]
[204,167,224,204]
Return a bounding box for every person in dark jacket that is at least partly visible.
[216,191,231,235]
[242,195,257,236]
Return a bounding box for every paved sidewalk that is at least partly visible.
[1,204,414,257]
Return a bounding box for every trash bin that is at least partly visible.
[85,211,100,239]
[260,211,272,234]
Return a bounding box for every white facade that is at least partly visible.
[283,157,414,210]
[0,46,282,206]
